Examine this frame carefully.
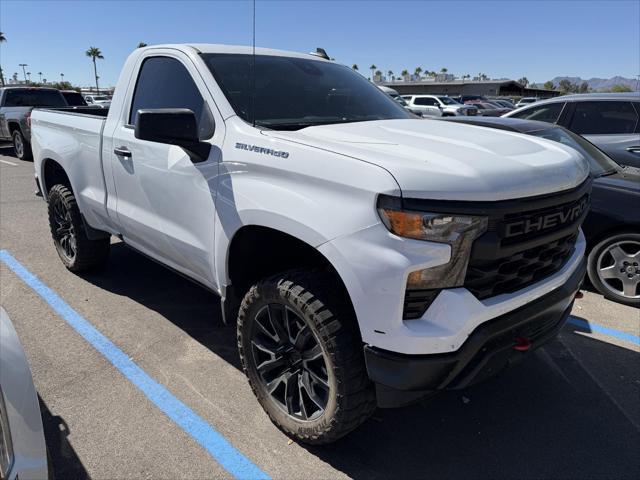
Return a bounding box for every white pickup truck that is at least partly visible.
[31,44,590,444]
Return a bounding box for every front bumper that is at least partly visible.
[365,256,586,407]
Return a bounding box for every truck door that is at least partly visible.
[107,52,225,289]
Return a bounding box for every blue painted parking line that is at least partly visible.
[567,316,640,346]
[0,250,270,480]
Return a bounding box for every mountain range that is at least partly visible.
[547,76,639,91]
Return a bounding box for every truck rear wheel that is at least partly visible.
[237,270,376,444]
[47,184,110,272]
[12,129,33,161]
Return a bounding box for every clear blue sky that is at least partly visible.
[1,0,639,87]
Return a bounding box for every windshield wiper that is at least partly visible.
[256,118,371,131]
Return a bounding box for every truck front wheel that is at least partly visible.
[237,270,376,444]
[47,184,110,272]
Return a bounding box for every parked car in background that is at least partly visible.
[515,97,538,108]
[0,86,67,160]
[490,99,516,109]
[466,101,509,116]
[505,93,640,168]
[400,94,444,116]
[443,115,640,306]
[378,86,422,115]
[83,94,111,108]
[454,94,487,104]
[0,307,49,480]
[489,98,516,111]
[403,95,477,116]
[60,90,88,107]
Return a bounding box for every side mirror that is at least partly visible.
[134,108,211,163]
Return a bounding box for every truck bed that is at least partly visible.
[31,107,110,233]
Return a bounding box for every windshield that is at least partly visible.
[93,96,109,101]
[4,89,66,107]
[202,53,411,130]
[438,96,460,105]
[529,127,619,176]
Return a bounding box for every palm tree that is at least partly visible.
[60,73,65,83]
[86,46,104,92]
[352,64,358,71]
[401,69,409,80]
[38,71,43,83]
[517,76,529,87]
[0,32,6,42]
[440,67,448,73]
[369,64,377,80]
[137,42,148,48]
[414,66,422,79]
[0,68,4,87]
[26,72,31,83]
[387,70,393,82]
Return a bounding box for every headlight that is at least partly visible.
[0,389,14,480]
[377,196,488,318]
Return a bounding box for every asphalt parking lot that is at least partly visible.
[1,144,639,480]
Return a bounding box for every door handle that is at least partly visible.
[626,146,640,154]
[114,146,132,158]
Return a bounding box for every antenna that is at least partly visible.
[310,48,330,60]
[252,0,256,127]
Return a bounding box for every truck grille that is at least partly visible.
[398,179,590,315]
[463,185,590,300]
[464,233,577,299]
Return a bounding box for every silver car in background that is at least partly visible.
[505,92,640,168]
[0,308,48,480]
[83,94,111,108]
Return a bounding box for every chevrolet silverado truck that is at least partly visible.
[31,44,591,444]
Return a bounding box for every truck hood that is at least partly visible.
[263,119,589,201]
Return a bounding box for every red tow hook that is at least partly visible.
[574,290,584,299]
[513,336,531,352]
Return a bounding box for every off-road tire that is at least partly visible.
[237,270,376,444]
[47,184,110,272]
[12,129,33,161]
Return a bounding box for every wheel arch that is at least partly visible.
[223,224,360,336]
[8,121,22,134]
[586,224,640,254]
[41,158,73,198]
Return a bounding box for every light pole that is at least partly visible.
[19,63,28,82]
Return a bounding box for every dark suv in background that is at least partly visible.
[0,86,67,160]
[504,93,640,168]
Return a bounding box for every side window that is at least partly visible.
[510,102,564,123]
[568,101,638,135]
[129,56,206,131]
[414,97,436,106]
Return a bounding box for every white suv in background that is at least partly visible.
[403,95,478,117]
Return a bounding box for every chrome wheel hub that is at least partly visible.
[597,240,640,299]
